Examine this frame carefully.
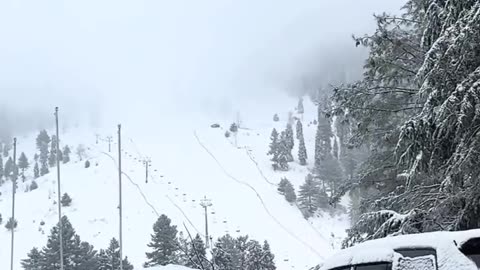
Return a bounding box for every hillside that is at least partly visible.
[0,97,349,270]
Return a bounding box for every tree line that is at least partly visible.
[325,0,480,246]
[22,213,276,270]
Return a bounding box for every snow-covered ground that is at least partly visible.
[0,95,349,270]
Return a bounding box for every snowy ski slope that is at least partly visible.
[0,97,349,270]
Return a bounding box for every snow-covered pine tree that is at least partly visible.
[298,124,307,166]
[36,130,50,150]
[21,247,42,270]
[275,131,290,171]
[3,143,10,157]
[185,234,208,269]
[145,214,179,267]
[98,238,134,270]
[277,177,289,194]
[48,135,57,167]
[297,97,304,115]
[230,123,238,133]
[0,155,3,184]
[212,235,236,270]
[18,152,29,182]
[176,232,190,266]
[5,217,17,230]
[4,157,13,179]
[267,128,279,166]
[245,240,263,270]
[40,161,49,176]
[273,114,279,122]
[295,120,303,140]
[298,176,321,217]
[314,110,333,172]
[33,216,99,270]
[33,162,40,179]
[261,241,276,270]
[283,182,297,203]
[330,0,480,239]
[29,180,38,191]
[285,123,294,161]
[61,193,72,206]
[62,145,71,163]
[277,178,296,203]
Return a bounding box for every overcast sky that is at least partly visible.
[0,0,404,129]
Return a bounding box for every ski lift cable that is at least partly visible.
[193,130,324,258]
[95,141,205,238]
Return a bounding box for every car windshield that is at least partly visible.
[355,263,391,270]
[395,248,436,258]
[460,238,480,269]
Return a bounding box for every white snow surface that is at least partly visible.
[0,96,349,270]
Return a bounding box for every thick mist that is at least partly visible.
[0,0,404,135]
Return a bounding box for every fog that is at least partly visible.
[0,0,404,136]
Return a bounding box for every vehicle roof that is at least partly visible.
[321,229,480,270]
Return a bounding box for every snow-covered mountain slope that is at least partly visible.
[0,97,349,270]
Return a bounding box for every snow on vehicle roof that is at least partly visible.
[321,229,480,270]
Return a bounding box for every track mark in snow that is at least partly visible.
[165,195,203,237]
[194,131,324,258]
[98,150,160,217]
[97,146,203,237]
[243,147,276,186]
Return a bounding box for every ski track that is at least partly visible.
[193,130,324,258]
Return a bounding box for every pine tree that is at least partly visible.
[295,120,303,139]
[0,154,3,183]
[48,135,57,167]
[275,132,290,171]
[277,177,289,194]
[245,240,263,270]
[145,214,179,267]
[230,123,238,133]
[284,182,297,203]
[61,193,72,207]
[62,146,71,164]
[212,234,241,270]
[5,217,17,230]
[297,97,304,114]
[261,241,276,270]
[18,152,29,182]
[318,155,344,196]
[21,247,42,270]
[176,232,191,266]
[3,143,10,157]
[267,128,279,166]
[4,157,13,179]
[98,238,134,270]
[40,161,49,176]
[185,234,208,269]
[33,162,40,179]
[36,130,51,150]
[33,216,99,270]
[314,113,333,172]
[285,124,294,161]
[298,177,321,217]
[30,180,38,191]
[273,114,279,122]
[298,123,308,166]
